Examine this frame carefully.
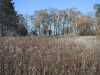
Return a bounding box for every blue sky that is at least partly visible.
[14,0,100,15]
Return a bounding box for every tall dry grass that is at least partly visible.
[0,36,99,75]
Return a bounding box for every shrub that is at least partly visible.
[96,25,100,35]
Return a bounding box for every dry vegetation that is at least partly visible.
[0,36,99,75]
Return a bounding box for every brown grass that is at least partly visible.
[0,36,99,75]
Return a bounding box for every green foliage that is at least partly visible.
[96,25,100,35]
[3,0,16,16]
[95,4,100,17]
[94,4,100,9]
[0,0,28,36]
[96,13,100,17]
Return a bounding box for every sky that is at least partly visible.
[13,0,100,15]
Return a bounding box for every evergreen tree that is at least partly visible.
[94,4,100,17]
[3,0,16,16]
[0,0,27,36]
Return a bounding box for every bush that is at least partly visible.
[96,25,100,35]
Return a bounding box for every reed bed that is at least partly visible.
[0,36,99,75]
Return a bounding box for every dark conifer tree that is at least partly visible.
[0,0,28,36]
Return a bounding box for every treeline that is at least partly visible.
[0,0,98,36]
[95,4,100,35]
[27,8,96,36]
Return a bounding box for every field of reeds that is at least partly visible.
[0,36,99,75]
